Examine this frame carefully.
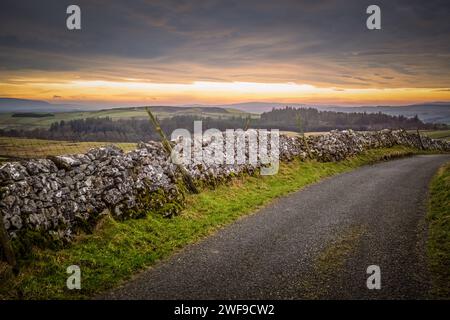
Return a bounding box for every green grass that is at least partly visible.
[420,130,450,141]
[0,137,136,160]
[0,146,428,299]
[427,161,450,299]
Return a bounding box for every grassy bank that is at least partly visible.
[427,162,450,299]
[0,146,428,299]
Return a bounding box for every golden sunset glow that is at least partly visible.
[1,78,449,106]
[1,1,449,108]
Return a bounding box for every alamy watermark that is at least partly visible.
[66,5,81,30]
[366,5,381,30]
[170,121,280,175]
[366,265,381,290]
[66,4,381,32]
[66,265,81,290]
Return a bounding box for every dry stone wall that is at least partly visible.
[0,129,449,253]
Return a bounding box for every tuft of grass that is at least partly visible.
[315,225,365,274]
[298,225,365,299]
[0,146,429,299]
[427,161,450,299]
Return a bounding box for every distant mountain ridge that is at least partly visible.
[0,98,244,115]
[0,98,86,112]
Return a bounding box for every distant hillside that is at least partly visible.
[0,98,53,110]
[0,98,251,115]
[112,105,250,116]
[2,98,449,125]
[322,103,450,125]
[202,102,450,125]
[1,107,442,143]
[0,98,86,113]
[0,103,252,130]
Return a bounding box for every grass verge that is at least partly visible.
[427,161,450,299]
[0,146,430,299]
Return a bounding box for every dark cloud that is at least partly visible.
[0,0,449,87]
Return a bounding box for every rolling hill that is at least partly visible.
[1,98,449,131]
[0,102,253,130]
[194,102,450,125]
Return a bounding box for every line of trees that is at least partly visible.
[0,107,445,142]
[258,107,435,132]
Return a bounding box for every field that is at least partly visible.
[0,106,254,130]
[0,132,333,161]
[0,132,305,163]
[0,137,136,161]
[1,128,448,162]
[420,130,450,141]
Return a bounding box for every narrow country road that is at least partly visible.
[101,155,450,300]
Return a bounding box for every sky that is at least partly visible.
[1,0,450,107]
